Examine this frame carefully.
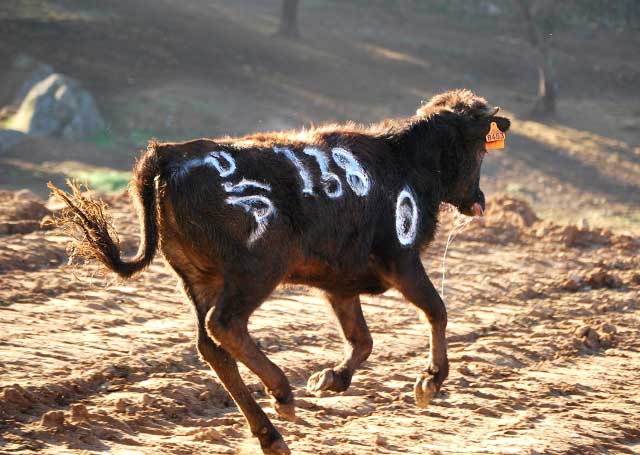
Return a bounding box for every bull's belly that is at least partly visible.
[285,260,388,296]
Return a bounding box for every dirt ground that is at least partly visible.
[1,1,639,454]
[1,193,639,454]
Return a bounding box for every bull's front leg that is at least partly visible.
[386,256,449,407]
[307,294,373,393]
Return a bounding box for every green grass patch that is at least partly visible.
[89,130,117,147]
[71,169,131,193]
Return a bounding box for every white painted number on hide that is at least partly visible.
[331,147,371,197]
[222,178,272,194]
[395,186,418,246]
[273,146,314,195]
[180,150,237,178]
[205,151,236,177]
[302,147,343,198]
[225,195,276,245]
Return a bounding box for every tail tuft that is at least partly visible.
[48,140,161,279]
[48,180,124,276]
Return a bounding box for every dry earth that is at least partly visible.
[1,191,639,455]
[1,1,639,454]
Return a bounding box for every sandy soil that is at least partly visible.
[1,192,638,455]
[1,1,639,454]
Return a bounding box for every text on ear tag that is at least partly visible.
[485,122,506,150]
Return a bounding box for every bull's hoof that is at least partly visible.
[261,436,291,455]
[307,368,350,393]
[273,398,296,421]
[414,366,441,408]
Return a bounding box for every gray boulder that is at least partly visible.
[0,54,53,107]
[0,129,26,153]
[10,73,105,140]
[11,54,55,106]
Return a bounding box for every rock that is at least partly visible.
[41,410,65,428]
[114,398,129,413]
[575,326,602,350]
[70,403,90,420]
[10,73,105,140]
[584,269,622,289]
[11,54,55,106]
[0,190,52,236]
[374,434,389,447]
[0,190,50,221]
[560,225,611,249]
[560,274,582,292]
[0,54,54,107]
[600,323,617,334]
[1,385,31,408]
[140,393,153,405]
[0,129,26,153]
[583,328,601,350]
[576,326,591,338]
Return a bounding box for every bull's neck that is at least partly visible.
[390,118,447,219]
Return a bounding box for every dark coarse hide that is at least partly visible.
[50,89,510,455]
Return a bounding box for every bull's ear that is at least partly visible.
[492,116,511,133]
[464,116,511,142]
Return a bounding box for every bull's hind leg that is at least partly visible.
[386,256,449,408]
[178,279,290,455]
[307,294,373,393]
[206,281,296,422]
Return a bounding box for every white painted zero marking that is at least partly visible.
[395,186,418,246]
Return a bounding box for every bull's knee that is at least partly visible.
[205,311,239,352]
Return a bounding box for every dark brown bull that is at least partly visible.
[50,89,510,454]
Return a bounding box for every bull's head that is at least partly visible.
[417,89,511,217]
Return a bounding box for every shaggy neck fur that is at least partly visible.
[383,113,463,221]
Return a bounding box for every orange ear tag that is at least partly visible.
[485,122,506,150]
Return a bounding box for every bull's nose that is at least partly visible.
[471,189,485,216]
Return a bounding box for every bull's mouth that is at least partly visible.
[457,190,485,217]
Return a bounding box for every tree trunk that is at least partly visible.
[515,0,557,117]
[277,0,300,38]
[533,55,556,116]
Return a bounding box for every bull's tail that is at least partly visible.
[49,141,161,279]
